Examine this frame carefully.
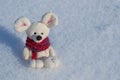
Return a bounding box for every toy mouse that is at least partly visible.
[14,12,60,68]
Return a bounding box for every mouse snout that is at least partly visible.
[36,35,42,41]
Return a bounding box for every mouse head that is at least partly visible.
[14,12,58,43]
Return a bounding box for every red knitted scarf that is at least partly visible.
[26,37,50,60]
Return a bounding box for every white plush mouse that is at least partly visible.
[14,12,60,69]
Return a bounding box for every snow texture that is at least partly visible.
[0,0,120,80]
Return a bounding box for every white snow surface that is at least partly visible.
[0,0,120,80]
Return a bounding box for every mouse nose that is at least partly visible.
[36,35,42,41]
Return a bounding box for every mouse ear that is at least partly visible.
[41,12,58,28]
[14,17,31,32]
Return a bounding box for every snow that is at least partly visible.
[0,0,120,80]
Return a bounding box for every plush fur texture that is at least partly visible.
[14,12,60,69]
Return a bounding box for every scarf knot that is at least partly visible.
[26,37,50,60]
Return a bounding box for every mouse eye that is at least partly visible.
[41,33,43,35]
[34,32,37,34]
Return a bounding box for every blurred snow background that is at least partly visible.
[0,0,120,80]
